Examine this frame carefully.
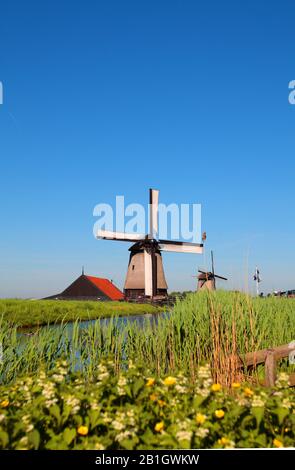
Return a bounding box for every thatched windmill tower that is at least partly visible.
[97,188,204,300]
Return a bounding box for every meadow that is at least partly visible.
[0,291,294,449]
[0,299,162,327]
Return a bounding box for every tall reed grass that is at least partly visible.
[0,291,294,385]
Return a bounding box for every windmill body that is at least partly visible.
[124,242,168,299]
[97,189,203,301]
[197,272,216,291]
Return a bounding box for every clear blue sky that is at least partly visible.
[0,0,294,298]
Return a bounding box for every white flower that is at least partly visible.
[102,413,112,424]
[95,442,105,450]
[275,373,290,388]
[19,436,29,446]
[176,430,192,442]
[195,387,210,398]
[115,431,132,442]
[281,398,292,409]
[97,364,109,381]
[195,428,209,438]
[52,374,65,383]
[252,395,265,408]
[0,414,5,423]
[45,398,58,407]
[117,376,128,395]
[21,415,31,424]
[198,365,212,380]
[90,401,100,410]
[118,376,127,387]
[112,420,125,431]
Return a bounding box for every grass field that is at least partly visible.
[0,299,163,327]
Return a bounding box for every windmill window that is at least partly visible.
[132,265,135,270]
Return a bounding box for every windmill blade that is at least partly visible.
[144,249,153,297]
[96,230,145,242]
[159,240,203,254]
[214,274,228,281]
[149,188,159,239]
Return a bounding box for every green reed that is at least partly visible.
[0,291,294,384]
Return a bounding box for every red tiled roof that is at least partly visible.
[85,276,124,301]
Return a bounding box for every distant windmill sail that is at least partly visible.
[253,267,261,283]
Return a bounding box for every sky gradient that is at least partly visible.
[0,0,294,298]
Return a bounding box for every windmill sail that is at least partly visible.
[253,267,261,283]
[159,240,203,254]
[96,230,145,242]
[149,188,159,239]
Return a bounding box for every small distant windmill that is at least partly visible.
[195,250,228,291]
[253,267,261,296]
[97,188,204,300]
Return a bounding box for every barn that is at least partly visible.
[44,273,124,301]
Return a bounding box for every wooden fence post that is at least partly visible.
[265,351,276,387]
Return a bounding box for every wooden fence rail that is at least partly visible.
[235,343,295,387]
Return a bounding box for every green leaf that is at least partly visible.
[193,395,207,408]
[49,404,61,424]
[275,407,289,425]
[120,436,139,450]
[88,410,100,429]
[132,378,145,397]
[63,428,76,445]
[28,430,40,450]
[0,431,9,448]
[252,407,264,427]
[254,434,267,448]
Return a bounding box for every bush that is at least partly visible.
[0,360,294,449]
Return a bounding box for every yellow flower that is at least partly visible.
[154,421,164,432]
[232,382,241,389]
[211,383,222,392]
[273,438,284,448]
[146,378,155,387]
[195,413,206,425]
[157,399,166,407]
[163,376,176,386]
[284,428,289,433]
[244,387,254,397]
[218,437,231,446]
[215,409,225,419]
[0,400,9,408]
[77,425,88,436]
[149,393,157,401]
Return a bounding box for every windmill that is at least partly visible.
[196,250,227,291]
[96,188,204,300]
[253,267,261,296]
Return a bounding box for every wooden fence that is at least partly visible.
[236,343,295,387]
